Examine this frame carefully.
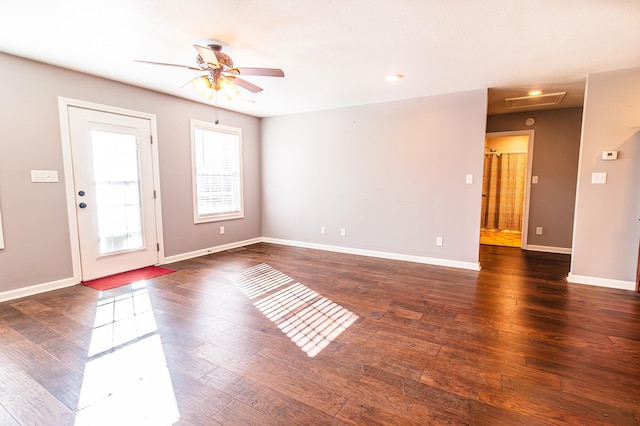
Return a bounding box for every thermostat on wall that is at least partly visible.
[601,151,618,160]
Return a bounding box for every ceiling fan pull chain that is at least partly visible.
[214,99,220,125]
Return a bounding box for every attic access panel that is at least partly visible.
[505,92,566,110]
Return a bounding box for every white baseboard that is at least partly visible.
[0,277,78,303]
[262,238,481,271]
[526,245,572,254]
[4,238,635,302]
[163,237,262,264]
[567,273,635,291]
[0,237,262,302]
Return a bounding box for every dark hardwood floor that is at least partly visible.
[1,243,639,425]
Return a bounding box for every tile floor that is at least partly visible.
[480,228,522,248]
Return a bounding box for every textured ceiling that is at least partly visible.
[1,0,639,117]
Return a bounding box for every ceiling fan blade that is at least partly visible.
[194,45,220,68]
[235,67,285,77]
[134,60,201,71]
[234,77,263,93]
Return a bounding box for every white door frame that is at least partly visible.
[58,97,165,283]
[484,130,535,249]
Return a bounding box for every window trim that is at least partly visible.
[190,119,244,223]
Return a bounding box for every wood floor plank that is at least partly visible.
[209,399,273,426]
[466,399,547,426]
[9,299,51,315]
[30,310,93,350]
[499,373,637,425]
[194,342,349,416]
[0,243,638,424]
[0,403,19,426]
[347,365,470,424]
[161,340,219,380]
[38,336,91,376]
[2,307,61,344]
[0,363,76,425]
[168,369,234,424]
[204,370,350,425]
[0,339,83,411]
[0,321,26,347]
[370,329,441,355]
[337,399,424,426]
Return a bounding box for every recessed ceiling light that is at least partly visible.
[385,74,403,82]
[528,90,542,96]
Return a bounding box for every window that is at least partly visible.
[190,120,244,223]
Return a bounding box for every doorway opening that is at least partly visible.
[480,131,534,249]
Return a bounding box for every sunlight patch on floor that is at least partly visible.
[76,284,180,425]
[229,263,293,299]
[231,265,358,358]
[88,286,158,357]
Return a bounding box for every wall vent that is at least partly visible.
[505,92,566,110]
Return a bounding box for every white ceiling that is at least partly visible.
[2,1,640,117]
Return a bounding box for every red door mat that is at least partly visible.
[82,266,176,291]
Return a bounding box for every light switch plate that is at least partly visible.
[591,172,607,184]
[465,174,473,184]
[31,170,59,183]
[532,176,539,184]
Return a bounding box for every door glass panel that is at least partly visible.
[92,130,143,255]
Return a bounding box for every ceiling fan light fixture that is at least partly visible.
[219,76,240,100]
[203,86,215,100]
[141,43,284,101]
[192,75,211,93]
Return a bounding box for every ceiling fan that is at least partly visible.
[136,43,285,100]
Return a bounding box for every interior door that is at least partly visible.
[68,107,158,281]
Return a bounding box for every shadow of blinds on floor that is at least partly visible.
[229,263,358,358]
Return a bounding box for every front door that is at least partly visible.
[68,107,158,281]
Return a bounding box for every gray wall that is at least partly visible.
[0,52,262,292]
[486,108,583,249]
[571,67,640,285]
[261,90,488,265]
[2,50,637,294]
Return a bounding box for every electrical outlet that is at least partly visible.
[436,236,443,246]
[320,226,326,234]
[536,227,542,235]
[220,226,225,235]
[340,228,346,237]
